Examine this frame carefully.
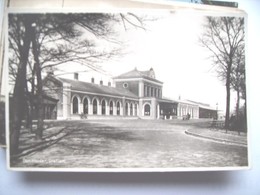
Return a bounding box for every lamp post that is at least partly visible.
[216,103,218,120]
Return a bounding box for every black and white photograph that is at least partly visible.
[7,9,248,171]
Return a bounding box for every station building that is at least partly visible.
[43,68,215,120]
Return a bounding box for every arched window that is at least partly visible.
[144,104,150,116]
[83,98,88,114]
[135,104,138,116]
[125,103,128,116]
[101,100,106,115]
[130,103,133,116]
[93,99,97,115]
[117,102,120,115]
[72,96,79,114]
[109,101,113,115]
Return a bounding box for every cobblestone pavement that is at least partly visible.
[12,119,248,169]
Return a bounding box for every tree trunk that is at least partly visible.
[27,72,36,133]
[236,89,240,135]
[32,27,44,140]
[224,65,232,131]
[10,16,34,154]
[26,98,33,133]
[25,84,33,133]
[10,71,26,154]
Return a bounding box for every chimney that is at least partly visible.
[108,81,111,87]
[91,77,94,83]
[74,73,78,80]
[100,80,103,85]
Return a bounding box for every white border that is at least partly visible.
[5,3,249,172]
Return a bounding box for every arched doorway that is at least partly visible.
[109,101,113,115]
[144,104,150,116]
[93,99,97,115]
[130,103,133,116]
[83,98,88,114]
[72,96,79,114]
[117,102,120,115]
[101,100,106,115]
[125,103,128,116]
[135,103,138,116]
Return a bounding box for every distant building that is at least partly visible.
[185,100,218,119]
[42,68,216,120]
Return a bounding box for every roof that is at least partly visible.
[113,68,163,84]
[58,77,138,99]
[185,99,216,110]
[177,99,199,106]
[162,97,214,108]
[159,96,178,104]
[198,104,216,111]
[186,99,210,107]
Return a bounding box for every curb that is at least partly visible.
[185,129,247,147]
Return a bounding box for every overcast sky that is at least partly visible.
[1,10,245,112]
[56,10,243,112]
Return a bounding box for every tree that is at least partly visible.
[8,13,145,154]
[230,43,246,119]
[230,43,246,134]
[200,16,245,129]
[9,15,35,154]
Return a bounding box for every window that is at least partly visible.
[144,104,150,116]
[147,86,150,97]
[93,99,97,115]
[155,88,157,97]
[151,87,154,97]
[83,98,88,114]
[72,96,78,114]
[117,102,120,115]
[123,83,128,88]
[110,101,113,115]
[101,100,106,115]
[144,85,147,97]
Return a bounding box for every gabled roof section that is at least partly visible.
[113,68,163,84]
[58,77,138,99]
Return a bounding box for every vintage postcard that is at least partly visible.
[6,5,248,171]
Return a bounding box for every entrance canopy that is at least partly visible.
[158,99,178,119]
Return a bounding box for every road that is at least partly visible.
[13,119,248,169]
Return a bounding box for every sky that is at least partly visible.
[55,10,242,112]
[2,10,243,112]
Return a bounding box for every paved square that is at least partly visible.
[12,119,248,169]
